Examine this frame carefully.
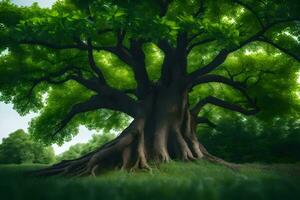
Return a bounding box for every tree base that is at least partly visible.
[32,86,241,177]
[31,131,239,177]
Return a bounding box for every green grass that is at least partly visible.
[0,161,300,200]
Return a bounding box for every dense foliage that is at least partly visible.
[0,129,55,164]
[198,114,300,163]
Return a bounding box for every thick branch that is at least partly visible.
[158,33,189,84]
[189,74,258,116]
[70,75,140,116]
[191,96,259,116]
[129,39,150,98]
[196,117,216,128]
[157,40,174,84]
[87,39,107,84]
[175,32,188,76]
[53,95,103,136]
[187,49,229,83]
[188,74,246,90]
[188,30,205,43]
[70,75,103,93]
[53,93,141,137]
[187,38,215,53]
[20,40,143,117]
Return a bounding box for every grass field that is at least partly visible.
[0,161,299,200]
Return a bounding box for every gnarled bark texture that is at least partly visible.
[33,81,239,177]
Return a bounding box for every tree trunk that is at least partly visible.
[33,82,238,177]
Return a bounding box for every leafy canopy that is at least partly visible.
[0,0,299,144]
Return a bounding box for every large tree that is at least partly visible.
[0,0,299,176]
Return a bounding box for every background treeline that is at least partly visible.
[198,114,300,163]
[56,133,114,161]
[0,129,55,164]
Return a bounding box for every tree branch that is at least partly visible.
[257,36,300,62]
[70,75,103,93]
[87,39,107,84]
[20,38,133,67]
[188,74,246,90]
[156,39,174,84]
[187,30,205,43]
[191,96,259,116]
[129,39,150,98]
[20,38,144,113]
[175,32,188,76]
[52,92,141,137]
[157,32,189,85]
[22,66,84,108]
[194,0,205,17]
[187,49,229,84]
[189,74,259,116]
[196,116,217,128]
[52,95,103,137]
[186,17,300,86]
[187,38,216,53]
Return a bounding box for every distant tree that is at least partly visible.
[57,132,114,161]
[198,114,300,163]
[0,129,55,164]
[0,0,299,176]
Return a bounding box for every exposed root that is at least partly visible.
[31,119,155,177]
[198,142,241,170]
[91,165,99,177]
[121,146,131,170]
[155,148,171,163]
[130,157,152,172]
[30,112,240,177]
[153,124,171,163]
[172,126,195,161]
[190,141,204,159]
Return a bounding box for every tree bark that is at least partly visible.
[33,82,238,177]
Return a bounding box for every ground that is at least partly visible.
[0,161,300,200]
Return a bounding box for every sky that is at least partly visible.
[11,0,57,8]
[0,0,97,155]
